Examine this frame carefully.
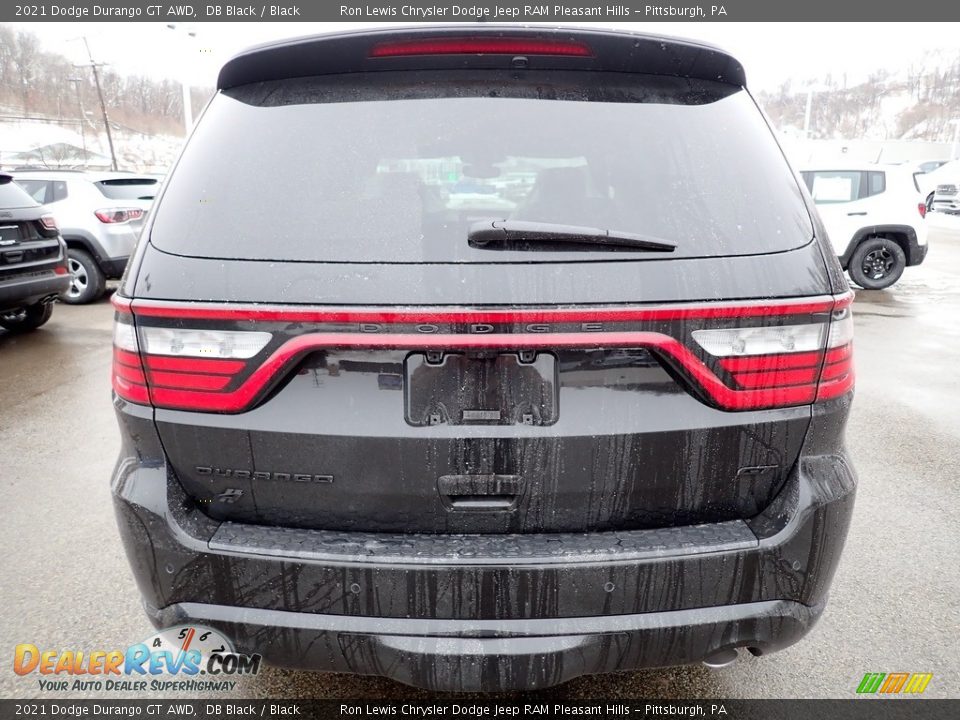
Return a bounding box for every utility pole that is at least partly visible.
[166,24,197,134]
[803,89,814,139]
[77,37,118,171]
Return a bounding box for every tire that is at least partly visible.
[0,302,54,332]
[61,248,106,304]
[848,237,906,290]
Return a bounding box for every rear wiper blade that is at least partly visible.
[468,220,677,252]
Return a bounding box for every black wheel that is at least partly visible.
[61,248,106,304]
[0,302,53,332]
[848,237,906,290]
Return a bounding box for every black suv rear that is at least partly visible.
[111,27,857,692]
[0,174,68,332]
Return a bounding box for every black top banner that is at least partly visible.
[6,0,960,23]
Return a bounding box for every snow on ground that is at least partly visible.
[0,114,183,173]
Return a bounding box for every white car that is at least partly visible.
[800,165,928,289]
[14,171,157,304]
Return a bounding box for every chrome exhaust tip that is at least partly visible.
[702,648,739,669]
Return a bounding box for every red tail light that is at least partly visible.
[112,295,271,410]
[95,208,144,224]
[918,202,927,218]
[691,300,854,408]
[39,214,58,231]
[111,345,150,405]
[370,38,594,58]
[112,293,854,414]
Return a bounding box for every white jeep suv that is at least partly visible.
[800,165,928,289]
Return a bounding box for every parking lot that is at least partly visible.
[1,228,958,700]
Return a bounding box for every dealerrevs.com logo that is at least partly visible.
[13,626,261,693]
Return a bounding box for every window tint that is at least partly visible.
[15,179,50,204]
[52,181,68,202]
[802,170,887,205]
[803,171,861,204]
[866,171,886,198]
[0,180,39,209]
[152,71,813,263]
[94,178,158,200]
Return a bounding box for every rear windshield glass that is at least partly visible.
[151,71,812,263]
[95,178,158,200]
[0,179,38,209]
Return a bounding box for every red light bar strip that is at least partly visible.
[816,371,855,401]
[834,291,855,310]
[114,348,142,369]
[147,331,817,413]
[145,355,247,375]
[148,370,233,391]
[370,38,594,58]
[114,362,146,385]
[719,350,823,373]
[732,367,819,389]
[825,344,852,364]
[127,294,848,324]
[820,362,852,382]
[112,374,150,405]
[112,294,133,313]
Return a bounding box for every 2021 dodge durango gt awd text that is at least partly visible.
[110,27,858,692]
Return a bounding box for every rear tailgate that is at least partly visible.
[115,254,852,534]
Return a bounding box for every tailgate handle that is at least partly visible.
[3,250,23,263]
[438,474,522,512]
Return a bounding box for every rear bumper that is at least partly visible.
[99,256,128,279]
[907,238,929,266]
[149,598,824,692]
[112,399,856,691]
[0,269,69,311]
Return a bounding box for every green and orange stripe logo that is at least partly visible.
[856,672,933,694]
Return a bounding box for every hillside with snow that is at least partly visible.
[757,49,960,143]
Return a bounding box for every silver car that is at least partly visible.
[14,171,157,303]
[932,181,960,215]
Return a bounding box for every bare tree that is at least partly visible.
[10,30,41,112]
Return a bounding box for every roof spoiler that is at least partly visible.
[0,173,12,185]
[218,25,746,91]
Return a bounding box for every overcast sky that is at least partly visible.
[10,21,960,93]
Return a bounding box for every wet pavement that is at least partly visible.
[1,231,958,700]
